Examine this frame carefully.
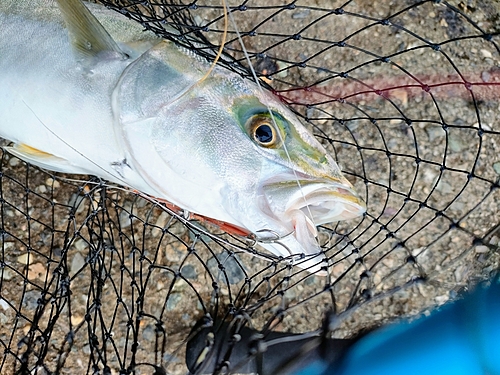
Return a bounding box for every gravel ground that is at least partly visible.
[1,0,499,374]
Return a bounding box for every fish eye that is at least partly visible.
[249,117,281,147]
[255,123,274,144]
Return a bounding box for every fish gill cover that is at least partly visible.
[0,0,499,374]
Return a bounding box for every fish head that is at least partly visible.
[228,91,366,273]
[114,42,365,274]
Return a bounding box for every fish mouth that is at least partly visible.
[262,176,366,228]
[259,176,365,273]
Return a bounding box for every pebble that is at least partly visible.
[0,312,8,325]
[188,222,212,243]
[73,239,87,252]
[480,49,493,58]
[292,9,310,19]
[37,184,47,194]
[474,245,489,254]
[1,269,12,281]
[489,235,499,247]
[436,180,453,194]
[0,298,10,311]
[493,162,500,175]
[155,211,170,229]
[68,193,86,214]
[119,210,136,229]
[425,125,445,142]
[284,288,296,301]
[207,252,245,285]
[165,293,182,310]
[181,264,197,279]
[8,157,20,167]
[22,290,42,310]
[17,253,31,265]
[70,314,84,326]
[28,263,46,281]
[45,178,60,189]
[71,252,86,275]
[481,71,491,82]
[276,61,289,78]
[448,133,466,152]
[163,353,180,363]
[435,294,449,305]
[142,324,156,342]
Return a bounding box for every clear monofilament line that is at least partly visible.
[223,1,319,241]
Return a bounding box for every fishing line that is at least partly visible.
[160,0,229,106]
[20,99,138,190]
[196,0,229,85]
[223,1,320,251]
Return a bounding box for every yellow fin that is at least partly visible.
[5,144,85,174]
[56,0,125,59]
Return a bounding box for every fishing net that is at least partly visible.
[1,0,500,374]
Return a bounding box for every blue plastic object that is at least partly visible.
[314,278,500,375]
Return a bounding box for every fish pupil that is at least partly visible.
[255,124,274,144]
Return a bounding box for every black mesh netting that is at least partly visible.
[1,0,500,374]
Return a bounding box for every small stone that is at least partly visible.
[448,133,466,152]
[480,49,493,58]
[425,125,445,142]
[8,157,20,167]
[292,9,310,19]
[22,290,42,310]
[166,293,182,310]
[481,71,491,82]
[276,61,289,78]
[493,162,500,175]
[489,236,499,247]
[71,252,86,275]
[383,207,398,217]
[181,264,197,279]
[69,193,86,214]
[119,210,136,228]
[17,253,31,265]
[1,268,12,281]
[45,178,60,189]
[207,252,245,285]
[28,263,46,281]
[284,288,296,301]
[435,294,449,305]
[475,245,489,254]
[156,211,170,229]
[0,313,9,325]
[303,276,316,286]
[73,239,87,252]
[188,222,212,243]
[37,185,47,194]
[163,353,180,363]
[436,180,453,194]
[0,298,10,311]
[70,314,84,326]
[142,324,156,342]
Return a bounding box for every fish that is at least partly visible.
[0,0,366,274]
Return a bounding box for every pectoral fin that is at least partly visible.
[56,0,126,59]
[5,144,87,174]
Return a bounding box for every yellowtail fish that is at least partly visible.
[0,0,366,274]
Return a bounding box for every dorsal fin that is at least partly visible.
[55,0,126,59]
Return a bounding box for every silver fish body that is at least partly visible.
[0,0,366,274]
